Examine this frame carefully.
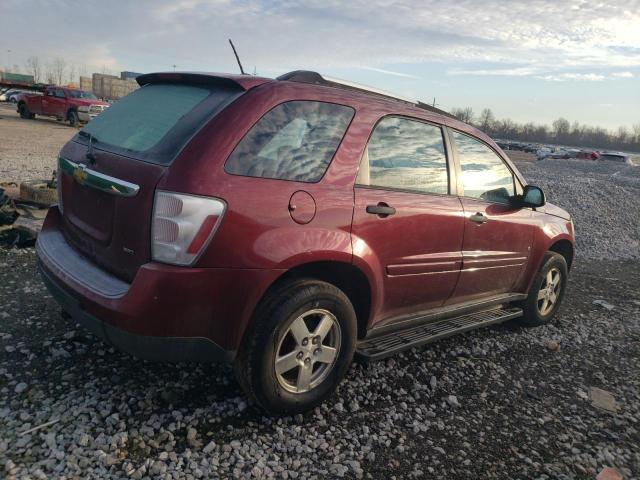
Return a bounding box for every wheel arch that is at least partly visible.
[247,260,373,341]
[548,238,574,270]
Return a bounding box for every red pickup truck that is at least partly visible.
[17,86,110,127]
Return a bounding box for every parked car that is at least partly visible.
[598,152,631,164]
[16,86,109,126]
[0,88,30,102]
[36,71,575,413]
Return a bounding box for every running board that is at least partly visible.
[356,307,523,361]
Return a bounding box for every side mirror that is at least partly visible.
[510,185,545,209]
[522,185,545,208]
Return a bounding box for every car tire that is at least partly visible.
[516,252,568,327]
[235,278,357,414]
[68,110,79,127]
[19,104,31,119]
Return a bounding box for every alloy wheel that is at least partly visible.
[274,308,341,394]
[537,267,562,316]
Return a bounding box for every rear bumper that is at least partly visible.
[39,264,233,362]
[36,207,282,362]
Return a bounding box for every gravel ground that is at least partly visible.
[1,116,639,479]
[518,158,640,260]
[0,104,76,184]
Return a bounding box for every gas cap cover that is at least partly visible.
[288,190,316,225]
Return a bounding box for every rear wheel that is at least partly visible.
[235,279,357,414]
[517,252,568,327]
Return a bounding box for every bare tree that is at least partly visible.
[552,118,571,143]
[478,108,495,132]
[450,106,475,124]
[25,56,42,83]
[67,63,76,85]
[51,57,66,86]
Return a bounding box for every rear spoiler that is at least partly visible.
[136,72,271,91]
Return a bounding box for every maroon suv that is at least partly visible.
[36,71,574,413]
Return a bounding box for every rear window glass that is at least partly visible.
[225,101,354,182]
[80,83,242,165]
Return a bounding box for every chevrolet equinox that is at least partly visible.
[36,71,575,413]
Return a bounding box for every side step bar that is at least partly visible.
[356,307,523,361]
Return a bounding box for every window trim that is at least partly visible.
[447,127,523,205]
[354,114,453,197]
[223,99,356,184]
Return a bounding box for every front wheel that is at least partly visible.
[517,252,568,327]
[68,110,79,127]
[235,279,357,414]
[19,104,31,119]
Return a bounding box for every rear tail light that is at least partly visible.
[151,190,226,266]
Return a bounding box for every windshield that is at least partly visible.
[68,90,98,99]
[80,82,243,165]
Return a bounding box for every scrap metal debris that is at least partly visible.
[0,179,53,248]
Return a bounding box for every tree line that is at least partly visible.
[3,56,115,87]
[450,107,640,153]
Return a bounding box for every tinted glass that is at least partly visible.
[83,84,211,153]
[357,116,448,194]
[453,131,514,202]
[225,101,354,182]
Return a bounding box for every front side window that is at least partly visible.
[225,101,354,183]
[356,116,448,195]
[453,131,514,203]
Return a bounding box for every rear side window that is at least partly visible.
[356,116,449,195]
[81,83,242,165]
[452,131,514,203]
[225,101,354,182]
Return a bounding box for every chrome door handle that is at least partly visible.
[469,212,488,224]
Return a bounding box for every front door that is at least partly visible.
[49,88,67,117]
[447,130,534,304]
[351,116,464,328]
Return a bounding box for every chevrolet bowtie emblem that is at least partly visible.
[72,165,88,184]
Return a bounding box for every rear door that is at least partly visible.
[58,81,244,281]
[447,129,533,303]
[352,116,464,327]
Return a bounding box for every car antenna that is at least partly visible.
[228,39,246,75]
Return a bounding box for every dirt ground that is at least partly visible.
[0,104,76,185]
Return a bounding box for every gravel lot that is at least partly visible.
[0,104,75,184]
[1,111,639,479]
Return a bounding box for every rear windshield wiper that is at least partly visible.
[78,130,99,164]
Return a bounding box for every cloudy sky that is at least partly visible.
[1,0,638,130]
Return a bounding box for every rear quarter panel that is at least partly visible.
[160,82,371,270]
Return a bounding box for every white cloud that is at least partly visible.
[537,73,606,82]
[611,71,634,78]
[2,0,640,77]
[356,66,421,79]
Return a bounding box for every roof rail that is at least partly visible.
[277,70,456,119]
